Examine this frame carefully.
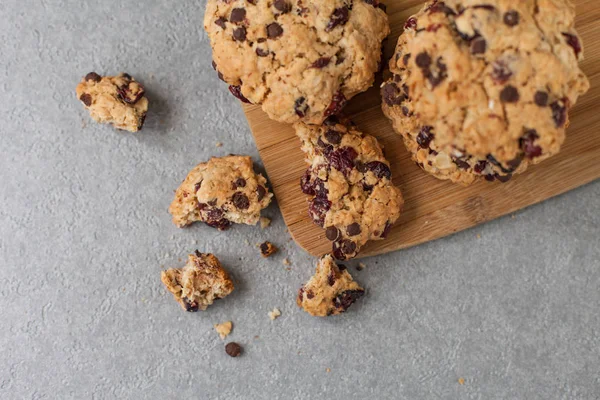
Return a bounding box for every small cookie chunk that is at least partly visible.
[214,321,233,339]
[295,117,404,260]
[161,251,234,312]
[76,72,148,132]
[169,156,273,229]
[259,241,278,258]
[204,0,390,124]
[382,0,589,185]
[297,254,364,317]
[268,308,281,320]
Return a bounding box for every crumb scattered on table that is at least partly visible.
[476,234,481,239]
[214,321,233,340]
[458,378,465,385]
[216,142,223,147]
[325,368,331,373]
[356,262,366,271]
[282,258,291,266]
[260,217,271,229]
[268,308,281,320]
[260,241,278,257]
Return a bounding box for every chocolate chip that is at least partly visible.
[117,80,146,104]
[294,97,308,118]
[324,115,340,126]
[495,173,512,183]
[341,239,357,255]
[416,126,434,148]
[366,161,392,180]
[500,85,519,103]
[503,10,520,26]
[182,297,199,312]
[232,192,250,209]
[324,92,347,117]
[228,85,251,103]
[534,91,549,107]
[562,33,582,57]
[325,129,342,145]
[79,93,92,107]
[551,99,567,127]
[381,221,393,238]
[256,186,267,201]
[325,226,341,241]
[453,159,470,169]
[306,290,315,299]
[267,22,283,38]
[233,27,247,41]
[327,270,337,286]
[325,7,349,32]
[225,342,242,357]
[230,8,246,23]
[427,58,448,87]
[470,37,487,54]
[85,72,102,82]
[333,289,364,311]
[382,82,405,106]
[215,17,227,29]
[507,155,523,170]
[256,48,269,57]
[346,223,361,237]
[311,57,331,68]
[273,0,291,13]
[232,178,246,189]
[415,52,431,68]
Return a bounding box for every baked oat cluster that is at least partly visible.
[76,72,148,133]
[296,116,404,260]
[381,0,590,185]
[204,0,390,124]
[161,251,235,312]
[297,254,364,317]
[169,156,273,230]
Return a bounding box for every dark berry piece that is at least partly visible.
[495,173,512,183]
[485,174,496,182]
[415,52,431,68]
[228,85,251,103]
[427,58,448,87]
[257,186,267,201]
[500,85,519,103]
[232,192,250,209]
[233,27,247,41]
[311,57,331,68]
[403,53,411,66]
[491,60,512,84]
[230,8,246,23]
[85,72,102,82]
[232,178,246,189]
[416,126,434,148]
[346,223,361,237]
[470,37,487,54]
[182,297,199,312]
[366,161,392,180]
[294,97,308,118]
[300,170,315,195]
[215,17,227,29]
[551,99,568,127]
[334,289,365,311]
[309,197,331,227]
[534,91,549,107]
[325,129,342,145]
[453,159,470,169]
[381,221,393,238]
[117,79,146,104]
[324,115,339,126]
[562,33,582,57]
[503,10,520,26]
[273,0,291,13]
[507,155,523,170]
[473,160,488,174]
[325,226,341,241]
[326,7,349,32]
[341,239,357,255]
[194,181,202,192]
[327,147,358,173]
[256,48,269,57]
[324,92,347,117]
[520,129,542,158]
[382,82,405,106]
[79,93,92,107]
[225,342,242,357]
[267,22,283,38]
[327,270,337,286]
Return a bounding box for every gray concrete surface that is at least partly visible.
[1,1,599,399]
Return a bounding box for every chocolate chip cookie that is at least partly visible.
[169,156,273,230]
[161,251,234,312]
[76,72,148,132]
[204,0,390,124]
[297,254,364,317]
[296,116,404,260]
[381,0,590,185]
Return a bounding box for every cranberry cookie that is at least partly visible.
[382,0,589,185]
[161,251,234,312]
[296,117,404,260]
[76,72,148,132]
[204,0,390,124]
[169,156,272,230]
[297,254,364,317]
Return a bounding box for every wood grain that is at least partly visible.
[243,0,600,258]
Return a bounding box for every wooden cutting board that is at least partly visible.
[243,0,600,258]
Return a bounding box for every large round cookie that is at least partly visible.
[382,0,589,185]
[204,0,389,124]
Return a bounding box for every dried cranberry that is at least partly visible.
[453,159,470,169]
[520,129,542,158]
[230,8,246,23]
[404,17,417,30]
[327,147,357,173]
[308,197,331,227]
[182,297,199,312]
[324,92,347,117]
[194,181,202,192]
[473,160,487,174]
[325,7,349,32]
[562,33,582,57]
[416,126,434,148]
[551,99,568,127]
[85,72,102,82]
[300,170,315,195]
[327,270,336,286]
[228,85,251,103]
[267,22,283,38]
[503,10,520,26]
[232,192,250,209]
[333,289,364,311]
[366,161,392,179]
[311,57,331,68]
[294,97,309,118]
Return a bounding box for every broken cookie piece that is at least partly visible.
[76,72,148,132]
[297,254,364,317]
[161,251,234,312]
[169,156,273,230]
[214,321,233,339]
[259,241,278,258]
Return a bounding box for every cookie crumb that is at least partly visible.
[356,262,366,271]
[225,342,242,358]
[268,308,281,321]
[458,378,465,385]
[214,321,233,340]
[476,234,481,239]
[216,141,223,147]
[282,258,291,266]
[259,241,278,258]
[325,368,331,373]
[259,217,271,229]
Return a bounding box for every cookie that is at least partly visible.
[161,251,234,312]
[381,0,590,185]
[169,156,273,229]
[295,117,404,260]
[297,254,364,317]
[76,72,148,132]
[204,0,390,124]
